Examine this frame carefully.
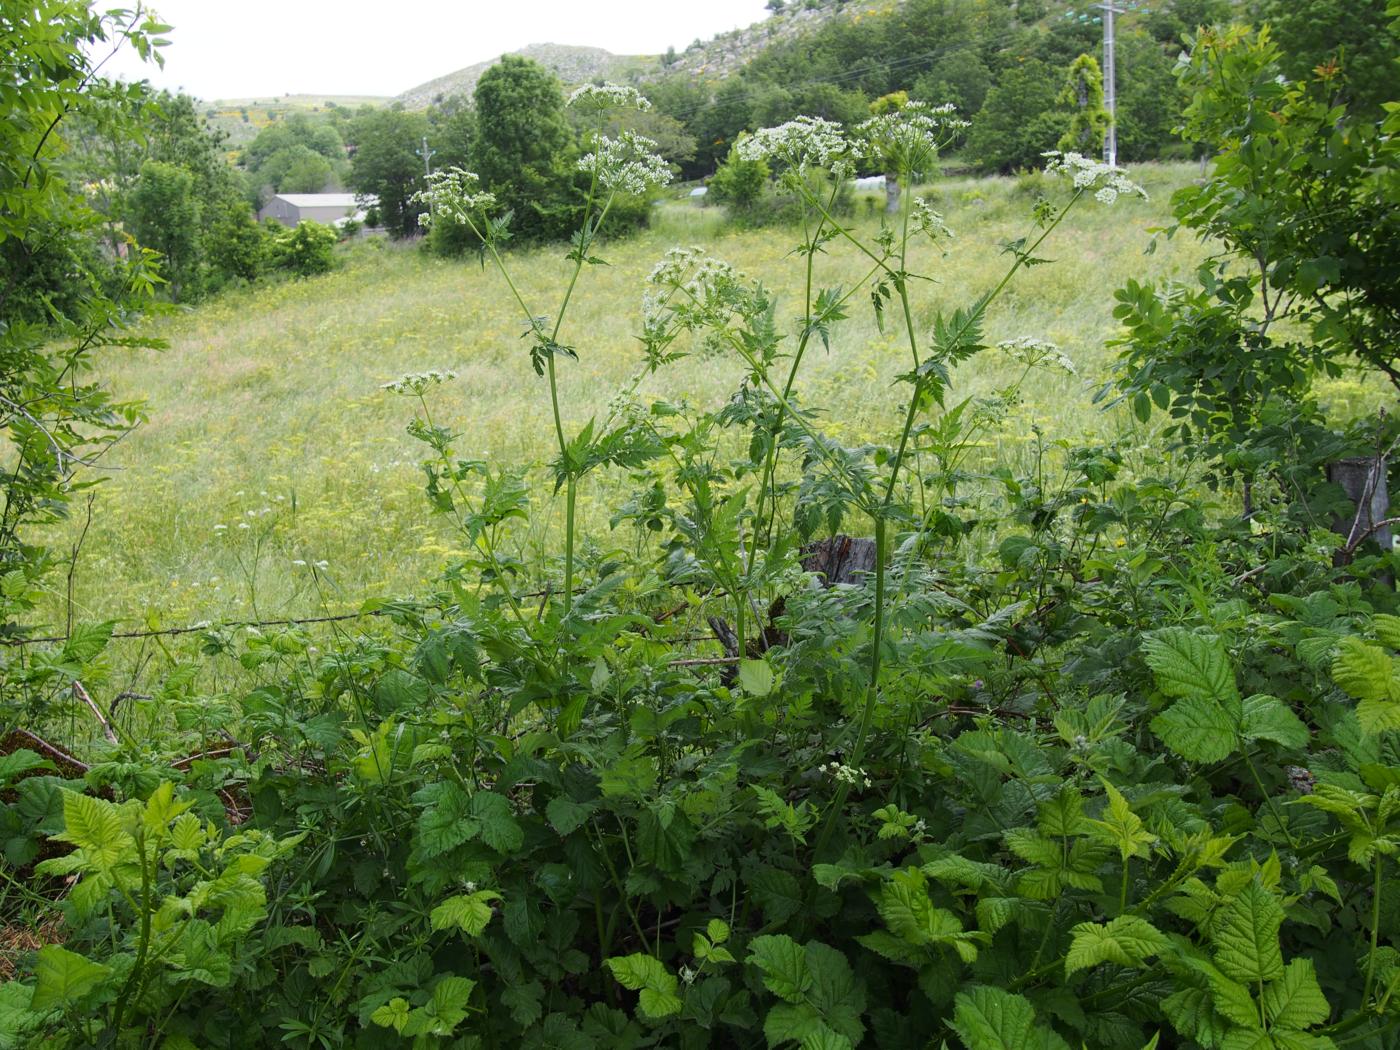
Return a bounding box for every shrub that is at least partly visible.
[267,221,337,277]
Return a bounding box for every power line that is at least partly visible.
[1099,1,1125,167]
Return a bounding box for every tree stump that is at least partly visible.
[800,534,879,587]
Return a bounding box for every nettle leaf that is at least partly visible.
[430,890,502,937]
[1064,916,1169,975]
[1143,628,1240,703]
[605,953,682,1020]
[1262,958,1330,1031]
[951,986,1070,1050]
[1213,882,1284,984]
[1240,695,1309,749]
[29,946,112,1011]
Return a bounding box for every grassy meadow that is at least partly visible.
[40,164,1247,639]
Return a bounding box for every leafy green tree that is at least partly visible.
[348,107,429,237]
[127,160,200,298]
[911,50,993,114]
[1056,54,1110,155]
[1253,0,1398,117]
[708,143,771,222]
[0,0,166,619]
[472,55,574,241]
[967,59,1066,172]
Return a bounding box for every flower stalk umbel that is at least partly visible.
[416,85,671,615]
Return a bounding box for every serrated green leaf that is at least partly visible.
[545,796,592,836]
[0,749,51,785]
[370,997,410,1034]
[29,946,111,1011]
[605,953,681,1019]
[469,791,523,853]
[739,658,774,697]
[55,791,131,870]
[1374,616,1400,652]
[748,934,811,1003]
[1263,958,1329,1031]
[1241,695,1310,749]
[1333,637,1397,704]
[430,890,501,937]
[951,985,1070,1050]
[1143,628,1239,703]
[1214,882,1284,983]
[1065,916,1168,975]
[1152,695,1239,763]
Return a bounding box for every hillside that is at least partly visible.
[396,43,655,108]
[203,94,389,147]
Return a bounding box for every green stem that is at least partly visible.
[1364,854,1384,1008]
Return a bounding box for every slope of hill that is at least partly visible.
[397,43,655,108]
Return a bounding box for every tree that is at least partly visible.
[472,56,574,241]
[1056,54,1110,155]
[348,107,429,238]
[1252,0,1398,118]
[0,1,166,624]
[966,60,1066,172]
[708,143,770,221]
[128,160,200,298]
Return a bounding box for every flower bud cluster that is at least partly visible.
[1041,151,1148,204]
[910,196,953,242]
[413,168,496,229]
[381,370,459,395]
[577,131,672,195]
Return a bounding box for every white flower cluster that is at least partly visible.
[291,559,330,570]
[567,82,652,112]
[996,336,1077,375]
[577,131,672,195]
[736,115,851,175]
[818,762,872,789]
[414,168,496,229]
[1041,151,1148,204]
[381,370,459,395]
[910,196,953,241]
[859,101,968,173]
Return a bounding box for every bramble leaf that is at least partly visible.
[1143,628,1239,704]
[1213,882,1284,983]
[1263,959,1329,1031]
[1064,916,1169,975]
[951,985,1070,1050]
[30,946,111,1011]
[1240,695,1309,749]
[430,890,502,937]
[605,953,682,1019]
[1151,695,1238,763]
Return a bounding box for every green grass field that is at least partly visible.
[45,162,1342,638]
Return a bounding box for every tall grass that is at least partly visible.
[45,165,1212,632]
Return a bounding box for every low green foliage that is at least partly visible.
[2,14,1398,1050]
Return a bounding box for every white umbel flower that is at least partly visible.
[414,168,496,229]
[910,196,953,242]
[567,82,652,112]
[736,115,851,175]
[577,131,672,195]
[382,370,459,394]
[859,101,968,175]
[996,337,1077,375]
[1042,151,1148,203]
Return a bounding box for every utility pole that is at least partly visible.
[416,135,436,177]
[1099,1,1124,168]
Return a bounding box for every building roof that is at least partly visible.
[273,193,366,208]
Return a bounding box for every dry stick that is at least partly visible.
[71,681,117,745]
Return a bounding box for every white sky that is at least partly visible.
[100,0,773,101]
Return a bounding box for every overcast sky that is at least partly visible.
[100,1,774,101]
